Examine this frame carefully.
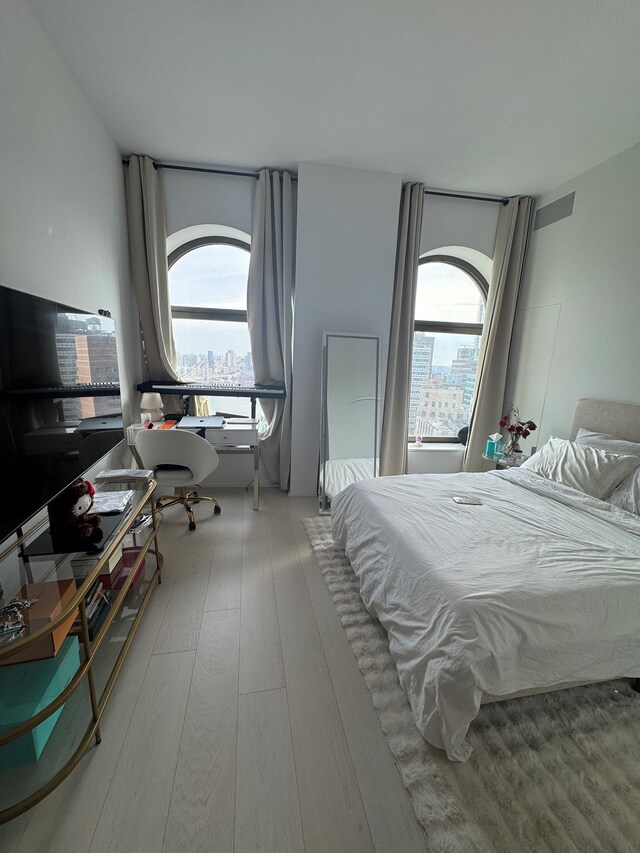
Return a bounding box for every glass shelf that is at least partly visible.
[482,451,527,468]
[0,479,162,824]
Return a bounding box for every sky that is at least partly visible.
[170,243,249,310]
[170,244,251,356]
[415,262,484,324]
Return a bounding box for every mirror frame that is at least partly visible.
[319,332,381,515]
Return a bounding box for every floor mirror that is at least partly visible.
[319,332,380,514]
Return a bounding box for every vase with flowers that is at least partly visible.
[499,407,537,457]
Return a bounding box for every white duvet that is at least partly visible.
[331,469,640,761]
[322,457,376,499]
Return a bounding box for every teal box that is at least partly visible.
[486,439,499,457]
[0,636,80,770]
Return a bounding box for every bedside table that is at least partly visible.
[482,452,527,469]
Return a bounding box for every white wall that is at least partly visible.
[506,142,640,445]
[289,163,402,495]
[0,0,137,422]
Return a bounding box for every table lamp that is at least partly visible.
[140,392,164,423]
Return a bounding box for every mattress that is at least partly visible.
[331,469,640,760]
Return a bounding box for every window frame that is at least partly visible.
[411,255,488,443]
[168,236,251,324]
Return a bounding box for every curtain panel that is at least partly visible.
[463,196,534,472]
[125,155,209,416]
[379,182,425,476]
[124,155,180,383]
[247,169,295,490]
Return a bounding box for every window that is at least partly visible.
[168,236,256,416]
[410,257,487,441]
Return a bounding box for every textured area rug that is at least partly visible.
[304,516,640,853]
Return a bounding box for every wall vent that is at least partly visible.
[534,192,575,231]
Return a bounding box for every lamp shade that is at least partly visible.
[140,392,163,410]
[140,392,164,422]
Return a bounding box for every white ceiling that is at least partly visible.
[25,0,640,195]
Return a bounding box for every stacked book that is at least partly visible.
[73,578,111,641]
[70,544,123,582]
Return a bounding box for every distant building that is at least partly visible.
[84,334,119,416]
[409,333,434,434]
[413,341,479,436]
[415,386,465,437]
[55,327,119,420]
[451,343,479,409]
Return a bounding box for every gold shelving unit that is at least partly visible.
[0,480,163,824]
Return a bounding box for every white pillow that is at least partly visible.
[607,469,640,514]
[519,437,640,499]
[575,427,640,458]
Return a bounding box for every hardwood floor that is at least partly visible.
[0,488,430,853]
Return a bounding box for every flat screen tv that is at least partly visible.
[0,283,122,544]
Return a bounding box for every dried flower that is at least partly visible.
[499,407,537,443]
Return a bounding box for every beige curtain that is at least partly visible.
[125,155,206,416]
[463,196,534,472]
[247,169,295,489]
[379,182,425,476]
[125,155,179,381]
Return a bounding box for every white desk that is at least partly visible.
[204,423,260,511]
[128,421,261,510]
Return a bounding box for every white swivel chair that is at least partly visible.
[135,428,221,530]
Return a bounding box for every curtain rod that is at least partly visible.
[157,161,270,179]
[121,157,297,181]
[121,158,507,202]
[425,188,509,205]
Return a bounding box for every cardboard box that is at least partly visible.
[0,580,79,666]
[0,636,80,769]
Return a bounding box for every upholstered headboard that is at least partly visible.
[570,398,640,443]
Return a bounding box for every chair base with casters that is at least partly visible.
[134,427,222,532]
[156,488,221,531]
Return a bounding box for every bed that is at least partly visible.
[331,399,640,761]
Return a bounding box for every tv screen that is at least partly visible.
[0,284,122,544]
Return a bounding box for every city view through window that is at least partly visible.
[169,241,258,417]
[410,262,485,438]
[167,245,484,429]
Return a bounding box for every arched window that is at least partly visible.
[168,235,254,415]
[410,256,487,440]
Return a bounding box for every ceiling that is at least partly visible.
[25,0,640,195]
